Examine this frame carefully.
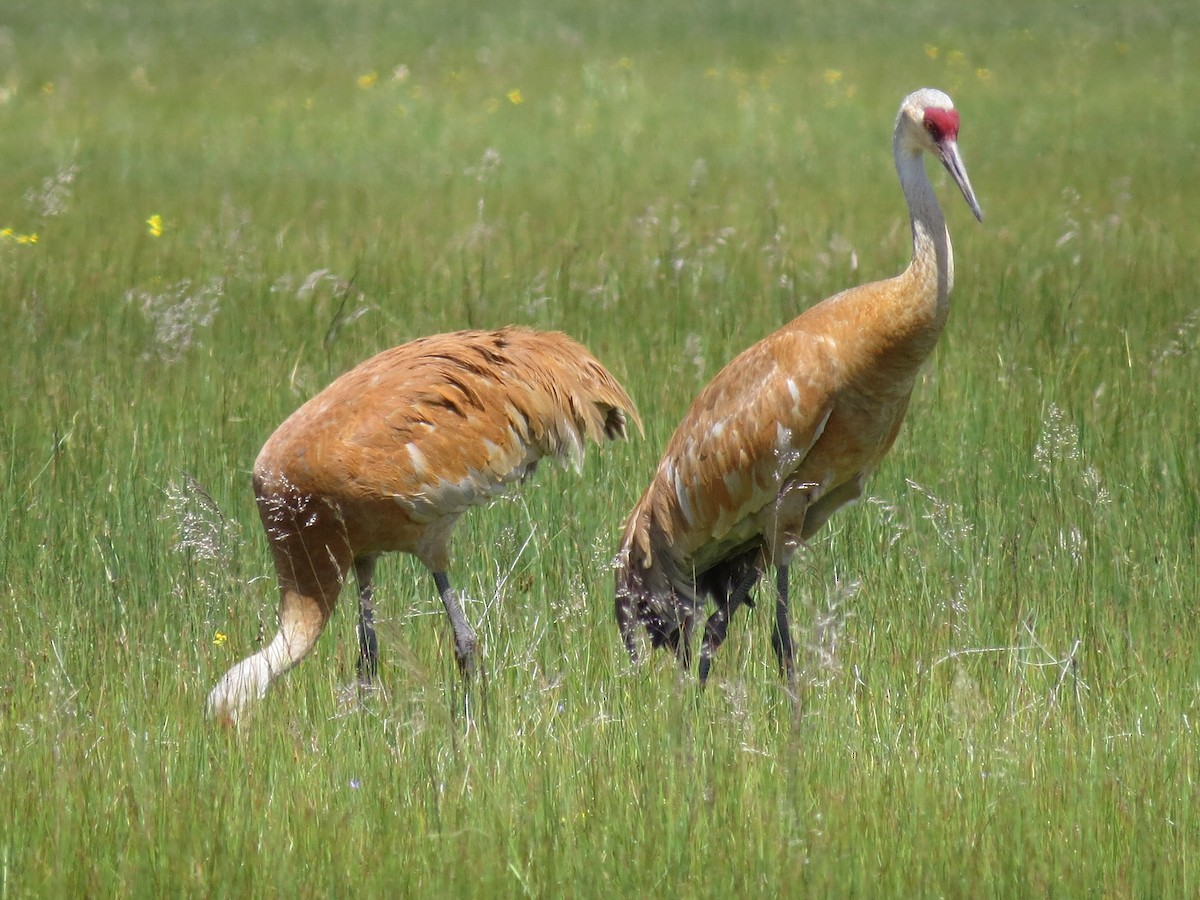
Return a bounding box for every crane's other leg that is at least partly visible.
[770,566,796,686]
[699,568,761,684]
[433,571,478,677]
[354,555,379,684]
[670,619,688,670]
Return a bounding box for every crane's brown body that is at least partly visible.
[616,89,982,680]
[208,326,640,723]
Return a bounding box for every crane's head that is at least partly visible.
[896,88,983,222]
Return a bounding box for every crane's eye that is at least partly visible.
[924,120,944,142]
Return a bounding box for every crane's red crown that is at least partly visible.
[923,107,960,143]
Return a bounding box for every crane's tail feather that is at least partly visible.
[508,328,642,467]
[615,523,764,667]
[601,406,633,441]
[557,356,643,447]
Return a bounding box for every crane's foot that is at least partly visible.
[355,554,381,686]
[771,629,797,682]
[335,677,386,717]
[356,625,379,687]
[770,565,796,685]
[453,633,479,679]
[699,611,730,686]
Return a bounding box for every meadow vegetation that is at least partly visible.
[1,0,1198,894]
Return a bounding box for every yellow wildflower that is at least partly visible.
[357,71,378,89]
[823,69,842,85]
[146,214,163,237]
[507,88,523,105]
[924,44,939,60]
[213,632,228,646]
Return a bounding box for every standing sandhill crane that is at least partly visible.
[207,326,641,723]
[615,88,982,683]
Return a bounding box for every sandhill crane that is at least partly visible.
[615,88,982,684]
[207,326,641,723]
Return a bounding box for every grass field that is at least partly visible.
[2,0,1199,894]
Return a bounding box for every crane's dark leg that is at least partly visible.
[699,568,761,684]
[770,566,796,685]
[671,614,693,672]
[354,555,379,684]
[433,571,478,677]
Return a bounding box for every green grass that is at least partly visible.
[2,0,1199,894]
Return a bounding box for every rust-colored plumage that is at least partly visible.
[208,326,640,723]
[616,88,983,682]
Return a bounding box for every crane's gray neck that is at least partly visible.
[894,136,954,310]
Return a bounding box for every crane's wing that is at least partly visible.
[631,327,841,571]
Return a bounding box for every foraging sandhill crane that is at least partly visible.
[207,326,640,723]
[615,88,983,683]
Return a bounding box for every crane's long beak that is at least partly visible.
[939,140,983,222]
